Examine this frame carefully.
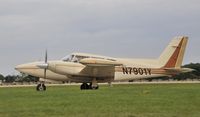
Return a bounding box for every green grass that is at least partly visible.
[0,84,200,117]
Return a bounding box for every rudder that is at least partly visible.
[158,36,188,68]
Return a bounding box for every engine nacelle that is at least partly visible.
[48,61,85,75]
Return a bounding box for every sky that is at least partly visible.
[0,0,200,76]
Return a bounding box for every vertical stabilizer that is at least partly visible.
[158,36,188,68]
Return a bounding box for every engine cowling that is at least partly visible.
[48,61,85,75]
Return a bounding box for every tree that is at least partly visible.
[183,63,200,76]
[5,75,16,83]
[15,73,39,82]
[22,75,39,82]
[172,63,200,80]
[0,74,4,81]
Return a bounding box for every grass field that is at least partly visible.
[0,84,200,117]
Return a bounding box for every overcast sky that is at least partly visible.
[0,0,200,75]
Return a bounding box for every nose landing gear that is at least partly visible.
[36,83,46,91]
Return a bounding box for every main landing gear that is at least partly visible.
[80,78,99,90]
[80,83,99,90]
[36,83,46,91]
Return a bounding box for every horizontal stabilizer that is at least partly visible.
[164,68,194,74]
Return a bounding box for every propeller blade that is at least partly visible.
[45,49,48,63]
[44,69,47,79]
[44,49,48,79]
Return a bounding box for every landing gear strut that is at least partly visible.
[36,83,46,91]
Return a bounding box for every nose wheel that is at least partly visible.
[36,83,46,91]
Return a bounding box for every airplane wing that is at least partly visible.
[78,58,123,82]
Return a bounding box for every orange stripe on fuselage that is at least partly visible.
[163,39,184,68]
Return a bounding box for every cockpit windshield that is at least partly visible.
[62,54,89,63]
[62,54,116,63]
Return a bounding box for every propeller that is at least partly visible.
[44,49,48,79]
[37,50,49,79]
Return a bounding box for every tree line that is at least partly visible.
[0,63,200,83]
[0,73,39,83]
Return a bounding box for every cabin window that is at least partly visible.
[62,55,89,63]
[62,54,116,62]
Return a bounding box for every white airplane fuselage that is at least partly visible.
[15,36,193,90]
[16,59,167,82]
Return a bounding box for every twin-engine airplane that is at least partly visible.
[15,36,193,91]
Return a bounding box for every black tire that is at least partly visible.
[88,83,99,90]
[80,83,90,90]
[89,83,92,89]
[42,84,46,91]
[95,85,99,90]
[80,84,84,90]
[91,85,99,90]
[36,84,46,91]
[36,84,41,91]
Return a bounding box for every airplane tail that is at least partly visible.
[158,36,188,68]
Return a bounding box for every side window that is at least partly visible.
[75,56,90,62]
[72,55,78,63]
